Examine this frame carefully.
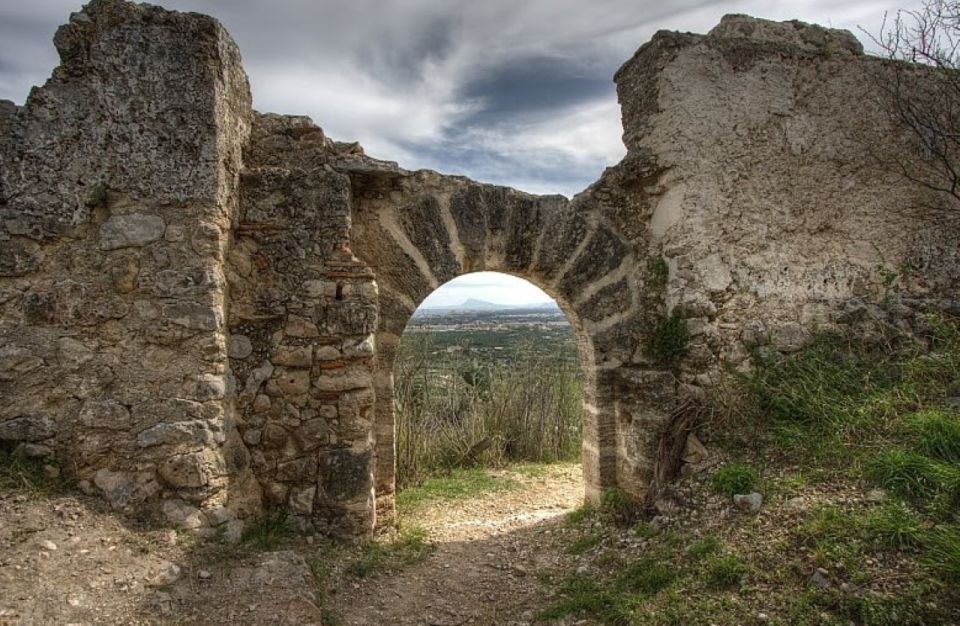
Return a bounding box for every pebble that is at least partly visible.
[39,539,58,551]
[809,568,830,589]
[198,570,212,580]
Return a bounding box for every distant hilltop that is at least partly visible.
[417,298,560,313]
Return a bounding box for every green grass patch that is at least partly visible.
[395,467,519,512]
[565,503,596,526]
[599,487,645,527]
[538,316,960,623]
[904,409,960,463]
[924,524,960,583]
[539,575,637,625]
[618,557,676,594]
[862,501,926,549]
[703,553,749,590]
[686,536,722,562]
[632,521,658,539]
[866,449,960,505]
[240,512,296,550]
[541,555,680,625]
[710,463,760,498]
[567,530,605,555]
[345,524,433,578]
[0,443,66,497]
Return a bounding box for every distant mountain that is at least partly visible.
[419,298,559,312]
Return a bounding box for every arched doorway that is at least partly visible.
[347,175,636,523]
[392,271,587,496]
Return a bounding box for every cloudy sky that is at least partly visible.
[0,0,921,305]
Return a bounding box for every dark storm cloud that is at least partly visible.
[460,56,613,123]
[0,0,924,196]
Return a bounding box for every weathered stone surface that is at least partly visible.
[266,368,311,395]
[228,334,253,359]
[294,418,329,451]
[93,469,135,508]
[137,420,220,449]
[289,486,316,515]
[162,302,221,331]
[98,214,166,250]
[158,450,222,489]
[273,345,312,367]
[162,498,206,529]
[0,414,56,441]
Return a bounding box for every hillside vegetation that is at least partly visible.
[541,314,960,625]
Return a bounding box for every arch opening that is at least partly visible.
[393,272,586,493]
[371,268,614,525]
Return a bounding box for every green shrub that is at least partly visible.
[394,334,584,486]
[710,463,760,498]
[85,182,109,208]
[647,256,670,289]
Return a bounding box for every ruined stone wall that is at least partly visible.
[226,114,381,534]
[1,3,957,536]
[0,0,258,532]
[606,15,960,494]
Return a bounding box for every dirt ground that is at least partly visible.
[330,463,584,626]
[0,464,584,626]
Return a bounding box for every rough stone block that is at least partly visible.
[98,214,166,250]
[273,345,313,367]
[0,414,56,441]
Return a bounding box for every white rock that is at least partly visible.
[733,492,763,513]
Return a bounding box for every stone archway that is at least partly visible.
[346,169,656,522]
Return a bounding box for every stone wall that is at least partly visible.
[0,0,258,533]
[0,3,957,536]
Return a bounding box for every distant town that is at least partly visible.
[405,299,579,365]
